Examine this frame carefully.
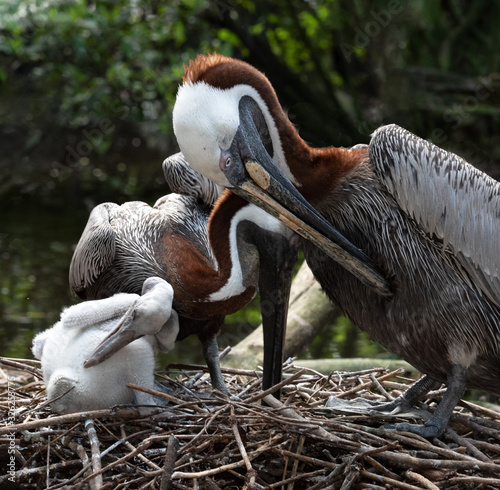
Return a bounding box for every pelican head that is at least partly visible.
[173,54,391,296]
[84,277,178,368]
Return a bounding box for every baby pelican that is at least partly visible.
[32,277,178,414]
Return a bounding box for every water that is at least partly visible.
[0,198,80,359]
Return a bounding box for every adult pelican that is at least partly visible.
[172,54,500,437]
[70,153,298,395]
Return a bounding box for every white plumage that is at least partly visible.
[32,277,178,414]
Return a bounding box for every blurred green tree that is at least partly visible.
[2,0,499,201]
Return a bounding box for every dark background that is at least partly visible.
[1,0,499,365]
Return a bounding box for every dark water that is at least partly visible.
[0,199,80,359]
[0,196,259,366]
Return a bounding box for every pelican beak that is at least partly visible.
[223,97,392,297]
[84,306,140,368]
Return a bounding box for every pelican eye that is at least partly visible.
[219,150,232,171]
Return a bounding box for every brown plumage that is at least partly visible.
[173,54,500,436]
[70,152,297,393]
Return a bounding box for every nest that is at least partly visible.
[1,356,500,489]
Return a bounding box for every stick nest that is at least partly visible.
[1,356,500,489]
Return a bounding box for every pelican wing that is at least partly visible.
[162,152,222,206]
[69,202,119,295]
[370,124,500,306]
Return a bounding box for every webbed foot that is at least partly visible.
[385,365,467,439]
[384,420,446,438]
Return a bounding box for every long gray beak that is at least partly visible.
[223,97,392,297]
[84,305,140,368]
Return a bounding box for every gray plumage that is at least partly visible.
[170,53,499,434]
[371,124,500,307]
[68,153,233,393]
[163,152,222,206]
[69,153,219,299]
[306,124,500,398]
[292,124,500,437]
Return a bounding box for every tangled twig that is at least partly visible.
[2,356,500,489]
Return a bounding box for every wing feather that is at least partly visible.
[370,124,500,306]
[68,202,118,295]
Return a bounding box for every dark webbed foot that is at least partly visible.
[370,374,438,414]
[325,374,437,418]
[325,367,466,438]
[384,420,446,438]
[387,364,467,437]
[385,365,467,438]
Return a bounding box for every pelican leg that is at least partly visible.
[257,232,299,398]
[200,333,229,395]
[385,365,467,438]
[371,374,439,413]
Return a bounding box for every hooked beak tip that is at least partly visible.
[232,159,392,297]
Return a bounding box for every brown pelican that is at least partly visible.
[172,53,500,437]
[32,277,178,413]
[70,153,297,395]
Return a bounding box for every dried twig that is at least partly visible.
[243,368,307,403]
[272,447,336,469]
[404,470,439,490]
[0,357,43,378]
[335,369,404,398]
[359,469,423,490]
[126,382,209,414]
[230,405,257,488]
[160,435,180,490]
[0,408,140,435]
[287,434,305,490]
[84,419,103,489]
[3,358,500,489]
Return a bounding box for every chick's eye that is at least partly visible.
[225,156,231,167]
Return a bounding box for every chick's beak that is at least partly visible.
[84,307,141,368]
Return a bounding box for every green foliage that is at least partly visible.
[1,1,180,130]
[2,0,500,177]
[302,315,390,360]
